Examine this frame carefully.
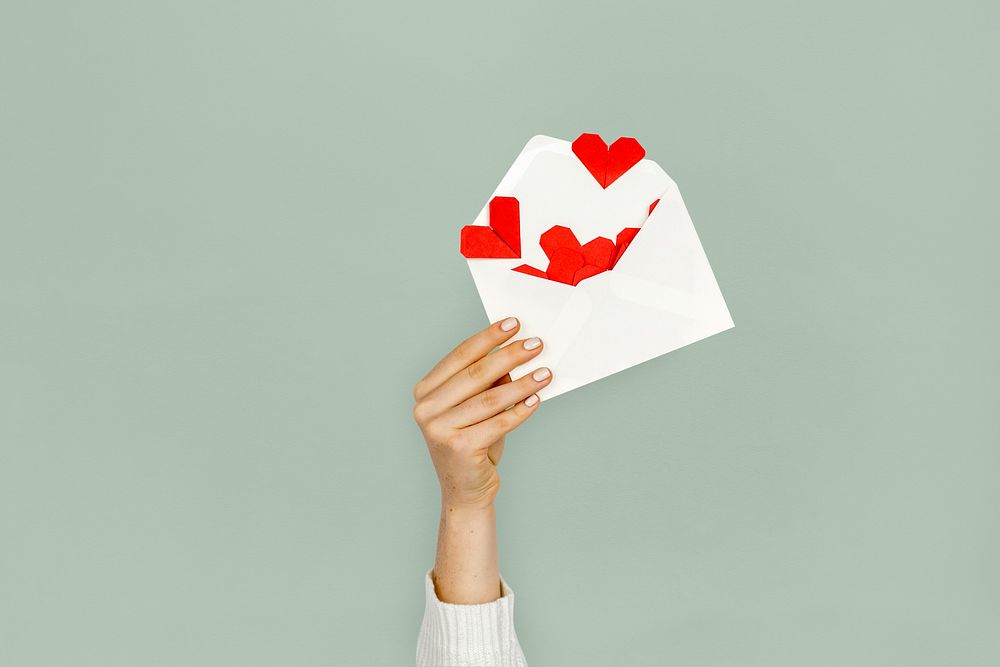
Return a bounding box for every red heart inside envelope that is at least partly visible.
[514,224,642,286]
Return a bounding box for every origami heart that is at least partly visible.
[581,236,615,269]
[460,196,521,258]
[539,225,581,259]
[571,133,646,188]
[609,227,640,270]
[547,246,585,284]
[514,224,642,286]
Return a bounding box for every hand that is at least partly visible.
[413,317,552,511]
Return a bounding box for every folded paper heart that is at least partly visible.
[606,199,659,268]
[571,133,646,189]
[460,196,521,258]
[513,224,641,286]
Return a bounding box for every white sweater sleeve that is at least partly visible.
[416,570,528,666]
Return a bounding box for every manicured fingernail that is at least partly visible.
[525,394,540,407]
[523,337,541,350]
[500,317,518,332]
[532,368,551,381]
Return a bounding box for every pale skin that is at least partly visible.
[412,317,551,604]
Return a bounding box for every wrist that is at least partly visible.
[439,501,495,530]
[440,494,496,516]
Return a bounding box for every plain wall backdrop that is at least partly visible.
[2,1,998,665]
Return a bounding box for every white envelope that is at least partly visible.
[466,135,734,399]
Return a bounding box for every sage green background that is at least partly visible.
[2,1,998,665]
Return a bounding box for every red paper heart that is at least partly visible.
[515,223,646,287]
[572,264,606,286]
[581,236,615,269]
[571,133,646,188]
[546,247,585,284]
[460,196,521,258]
[609,227,640,270]
[539,225,581,259]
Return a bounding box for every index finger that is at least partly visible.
[413,317,520,401]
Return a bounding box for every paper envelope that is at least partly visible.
[465,135,734,399]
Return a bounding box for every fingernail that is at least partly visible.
[500,317,518,332]
[525,394,540,407]
[532,368,551,381]
[523,337,541,350]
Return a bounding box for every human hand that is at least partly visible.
[412,318,552,511]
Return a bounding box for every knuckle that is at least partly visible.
[517,373,537,389]
[412,380,427,401]
[479,390,499,410]
[454,340,478,366]
[481,325,504,343]
[450,347,468,368]
[444,431,466,450]
[503,342,529,364]
[412,401,432,425]
[501,412,518,431]
[467,361,487,381]
[505,408,528,430]
[423,418,446,441]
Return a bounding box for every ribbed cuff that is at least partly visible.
[416,570,527,667]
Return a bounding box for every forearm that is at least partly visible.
[432,503,500,604]
[414,320,542,664]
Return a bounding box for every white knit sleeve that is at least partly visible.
[416,570,528,667]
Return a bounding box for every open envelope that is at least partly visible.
[462,134,734,399]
